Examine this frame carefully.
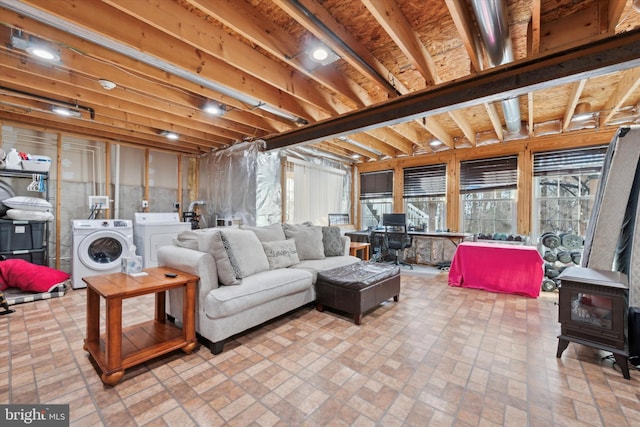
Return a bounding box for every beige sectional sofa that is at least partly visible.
[157,223,360,354]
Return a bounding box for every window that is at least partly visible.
[284,158,348,225]
[403,164,446,231]
[360,170,393,228]
[533,146,607,237]
[460,156,517,234]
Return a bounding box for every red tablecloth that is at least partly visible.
[448,242,544,298]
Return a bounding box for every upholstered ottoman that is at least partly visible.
[315,262,400,325]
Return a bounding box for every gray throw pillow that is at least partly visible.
[262,240,300,269]
[240,223,286,242]
[322,226,344,257]
[284,225,325,260]
[219,229,270,278]
[196,230,240,286]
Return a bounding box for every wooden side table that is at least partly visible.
[349,242,370,261]
[83,266,199,385]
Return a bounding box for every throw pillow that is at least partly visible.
[219,229,270,278]
[284,225,325,260]
[196,230,240,285]
[322,226,344,257]
[5,209,54,221]
[262,240,299,269]
[240,223,286,242]
[2,196,52,212]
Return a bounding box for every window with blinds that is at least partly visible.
[533,146,607,176]
[360,170,393,199]
[403,164,446,198]
[460,156,518,193]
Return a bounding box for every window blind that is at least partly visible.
[403,164,446,197]
[533,146,607,176]
[360,170,393,199]
[460,156,517,193]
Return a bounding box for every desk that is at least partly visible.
[448,242,544,298]
[346,230,471,246]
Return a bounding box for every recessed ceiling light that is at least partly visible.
[25,45,60,62]
[310,46,329,62]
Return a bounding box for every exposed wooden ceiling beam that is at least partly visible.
[444,0,483,73]
[362,0,438,86]
[601,68,640,126]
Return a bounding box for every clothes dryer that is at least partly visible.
[133,212,191,268]
[71,219,134,289]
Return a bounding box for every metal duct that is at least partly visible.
[470,0,522,134]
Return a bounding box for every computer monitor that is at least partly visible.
[382,213,406,227]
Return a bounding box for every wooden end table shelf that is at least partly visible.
[83,267,199,385]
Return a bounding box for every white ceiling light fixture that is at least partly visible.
[159,130,180,140]
[98,78,116,90]
[25,44,60,62]
[202,101,226,116]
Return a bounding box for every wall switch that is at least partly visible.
[142,200,149,209]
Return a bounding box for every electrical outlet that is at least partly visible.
[142,200,149,209]
[173,202,180,209]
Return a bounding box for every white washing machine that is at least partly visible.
[71,219,134,289]
[134,212,191,268]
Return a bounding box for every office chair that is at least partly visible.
[384,220,413,269]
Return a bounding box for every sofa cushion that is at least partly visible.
[196,230,241,286]
[240,223,286,242]
[284,225,325,260]
[322,226,344,257]
[220,229,270,278]
[203,268,313,318]
[262,240,299,269]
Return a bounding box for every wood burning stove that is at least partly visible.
[556,266,630,379]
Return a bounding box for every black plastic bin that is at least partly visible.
[0,219,46,251]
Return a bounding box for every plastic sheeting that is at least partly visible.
[197,141,352,227]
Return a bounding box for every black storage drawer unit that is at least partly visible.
[0,248,46,265]
[0,219,46,251]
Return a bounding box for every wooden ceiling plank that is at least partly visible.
[601,67,640,125]
[362,0,438,86]
[562,79,587,131]
[104,0,343,117]
[448,110,476,145]
[607,0,627,34]
[17,0,317,123]
[483,102,504,142]
[530,0,541,55]
[444,0,483,73]
[272,0,408,96]
[186,0,372,109]
[422,117,454,148]
[365,127,413,154]
[327,140,378,160]
[346,133,397,158]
